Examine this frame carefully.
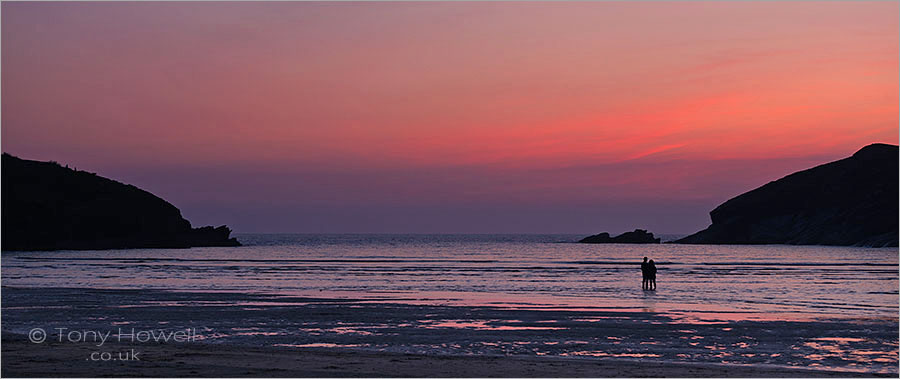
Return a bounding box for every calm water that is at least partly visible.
[3,234,898,320]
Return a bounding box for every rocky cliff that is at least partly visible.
[2,153,240,251]
[675,144,898,247]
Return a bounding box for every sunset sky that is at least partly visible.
[2,2,897,234]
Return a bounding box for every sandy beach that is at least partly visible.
[2,334,892,378]
[2,286,897,377]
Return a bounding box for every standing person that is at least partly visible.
[641,257,649,290]
[648,259,658,291]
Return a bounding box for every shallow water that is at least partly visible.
[3,234,897,320]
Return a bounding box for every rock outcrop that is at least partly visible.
[579,229,661,244]
[1,153,240,251]
[675,143,898,247]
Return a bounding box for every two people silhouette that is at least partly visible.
[641,257,657,290]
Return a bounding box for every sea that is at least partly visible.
[2,234,898,373]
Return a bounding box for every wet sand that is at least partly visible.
[1,335,890,378]
[2,287,897,377]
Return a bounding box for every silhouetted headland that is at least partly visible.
[676,143,898,247]
[579,229,661,244]
[1,153,240,251]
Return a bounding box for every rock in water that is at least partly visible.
[580,229,661,244]
[1,153,240,251]
[580,232,613,243]
[676,143,898,247]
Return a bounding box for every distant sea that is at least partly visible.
[3,234,898,373]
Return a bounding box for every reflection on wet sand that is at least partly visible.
[425,319,566,331]
[2,287,896,375]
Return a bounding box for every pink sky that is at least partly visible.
[2,2,897,233]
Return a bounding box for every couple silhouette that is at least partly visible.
[641,257,657,290]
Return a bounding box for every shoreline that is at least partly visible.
[1,334,891,378]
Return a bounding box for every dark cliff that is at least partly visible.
[579,229,661,244]
[676,144,898,247]
[1,153,240,251]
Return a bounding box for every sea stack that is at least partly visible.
[676,143,898,247]
[1,153,241,251]
[579,229,661,244]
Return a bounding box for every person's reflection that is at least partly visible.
[641,285,656,313]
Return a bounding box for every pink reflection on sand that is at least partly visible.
[191,332,229,341]
[799,338,898,367]
[330,327,374,335]
[813,337,865,343]
[298,325,376,336]
[563,351,662,358]
[233,331,282,337]
[274,343,364,348]
[424,319,565,331]
[668,311,816,324]
[275,289,833,324]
